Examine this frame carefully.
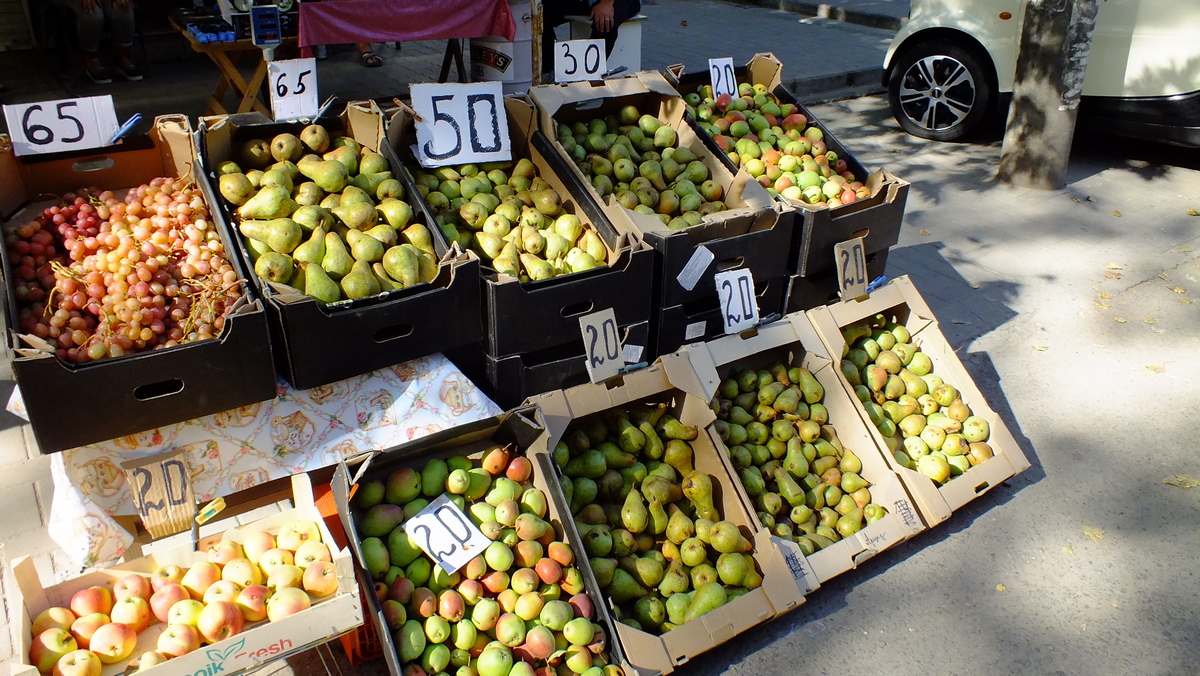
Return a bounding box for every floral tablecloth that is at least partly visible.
[11,354,501,568]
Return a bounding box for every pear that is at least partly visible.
[339,185,373,206]
[300,159,350,193]
[664,440,694,476]
[382,245,420,287]
[359,150,389,174]
[238,185,293,220]
[238,138,272,170]
[665,506,694,545]
[520,253,554,281]
[244,236,270,263]
[684,582,728,624]
[299,124,330,153]
[372,263,402,292]
[364,223,398,248]
[219,173,254,205]
[347,228,385,263]
[543,231,570,261]
[681,470,719,522]
[604,568,649,606]
[474,231,505,260]
[332,202,377,230]
[416,249,438,283]
[401,223,434,254]
[254,252,293,283]
[376,178,405,201]
[324,145,359,175]
[371,198,413,230]
[341,259,380,299]
[303,262,341,303]
[579,229,607,263]
[240,218,301,254]
[320,193,341,210]
[351,171,392,197]
[639,160,667,191]
[270,133,302,162]
[321,232,354,280]
[215,160,242,176]
[292,205,333,233]
[492,242,520,278]
[293,181,324,206]
[621,488,649,533]
[292,225,326,265]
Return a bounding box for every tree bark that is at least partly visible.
[997,0,1099,189]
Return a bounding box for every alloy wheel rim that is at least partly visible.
[898,55,977,132]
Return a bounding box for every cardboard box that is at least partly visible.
[446,320,650,410]
[200,100,482,390]
[0,116,277,454]
[669,53,909,277]
[784,249,889,314]
[527,357,806,675]
[806,276,1031,524]
[332,407,631,676]
[528,71,792,310]
[392,97,656,358]
[655,275,788,358]
[10,473,362,676]
[678,314,926,590]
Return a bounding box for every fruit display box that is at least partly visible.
[679,313,926,590]
[806,276,1031,524]
[527,70,792,311]
[199,100,482,390]
[527,357,807,676]
[654,275,788,358]
[446,319,651,410]
[11,473,362,676]
[783,249,890,314]
[332,407,632,676]
[0,115,277,454]
[392,96,656,358]
[670,53,909,278]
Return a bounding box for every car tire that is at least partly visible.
[888,40,994,141]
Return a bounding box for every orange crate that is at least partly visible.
[314,480,383,665]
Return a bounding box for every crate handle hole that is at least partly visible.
[716,256,745,271]
[850,227,870,239]
[974,481,990,494]
[73,156,116,173]
[374,323,414,342]
[560,300,594,318]
[133,378,184,400]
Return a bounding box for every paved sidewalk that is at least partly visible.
[726,0,911,30]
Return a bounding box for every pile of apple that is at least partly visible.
[352,446,625,676]
[27,519,333,675]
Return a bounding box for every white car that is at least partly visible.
[882,0,1200,145]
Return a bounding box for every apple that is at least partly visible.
[235,585,270,622]
[126,650,169,672]
[69,587,113,618]
[68,613,109,649]
[29,628,77,673]
[302,560,339,598]
[31,607,76,636]
[197,601,245,644]
[242,530,276,564]
[113,574,152,603]
[294,540,333,569]
[258,548,295,575]
[222,557,262,587]
[167,599,205,628]
[208,540,245,566]
[181,561,222,599]
[266,564,304,592]
[110,596,152,633]
[157,623,201,658]
[151,565,185,592]
[89,622,137,664]
[276,520,321,552]
[51,649,101,676]
[203,579,242,605]
[150,583,189,623]
[266,587,311,622]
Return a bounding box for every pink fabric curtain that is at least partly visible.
[298,0,517,47]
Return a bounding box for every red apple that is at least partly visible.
[149,583,189,623]
[157,623,201,658]
[266,564,304,593]
[258,548,295,575]
[197,601,244,644]
[235,585,270,623]
[28,628,77,673]
[222,557,262,587]
[113,574,152,603]
[276,520,322,552]
[181,561,221,599]
[68,613,109,649]
[126,650,169,672]
[207,540,245,566]
[294,541,332,569]
[89,622,137,664]
[266,587,311,622]
[31,607,76,636]
[242,530,276,564]
[203,579,242,605]
[110,596,152,633]
[302,560,339,599]
[167,599,205,628]
[51,649,100,676]
[69,587,113,618]
[151,565,185,593]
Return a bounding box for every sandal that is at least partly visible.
[359,51,383,68]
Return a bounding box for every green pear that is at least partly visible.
[303,262,341,303]
[254,251,293,283]
[364,223,398,248]
[240,218,301,254]
[359,150,389,174]
[372,263,402,292]
[300,159,350,193]
[293,225,326,264]
[346,228,385,263]
[401,223,435,254]
[293,181,324,206]
[323,145,359,175]
[291,205,333,233]
[332,202,378,230]
[520,253,554,280]
[341,259,380,299]
[219,173,254,205]
[321,232,354,279]
[238,185,293,220]
[382,245,420,287]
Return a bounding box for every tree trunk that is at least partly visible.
[997,0,1099,189]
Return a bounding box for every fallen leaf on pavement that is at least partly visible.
[1104,271,1121,279]
[1112,210,1122,217]
[1084,525,1104,543]
[1033,345,1049,351]
[1184,247,1194,252]
[1143,317,1159,324]
[1188,209,1198,216]
[996,584,1006,592]
[1158,273,1170,281]
[1071,197,1081,203]
[1105,263,1124,270]
[1095,300,1110,309]
[680,20,688,26]
[1180,298,1193,305]
[1086,196,1096,202]
[1063,544,1074,555]
[1163,475,1200,489]
[918,229,931,236]
[1169,286,1185,293]
[1098,291,1110,299]
[1146,364,1165,373]
[1114,316,1127,323]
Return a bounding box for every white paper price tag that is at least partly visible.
[268,58,319,121]
[555,39,607,83]
[411,81,512,168]
[3,96,119,157]
[715,268,759,334]
[579,308,622,382]
[835,236,868,299]
[708,57,737,98]
[403,494,490,574]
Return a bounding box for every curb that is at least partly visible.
[729,0,908,31]
[784,67,885,101]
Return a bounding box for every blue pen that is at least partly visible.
[108,113,142,144]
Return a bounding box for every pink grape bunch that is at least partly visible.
[5,177,244,363]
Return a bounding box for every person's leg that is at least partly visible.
[56,0,111,82]
[590,0,640,56]
[541,0,589,77]
[102,1,142,80]
[358,43,382,67]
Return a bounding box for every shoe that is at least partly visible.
[116,63,143,81]
[86,66,113,85]
[359,51,383,68]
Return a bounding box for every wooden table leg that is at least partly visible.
[205,51,239,115]
[239,59,271,115]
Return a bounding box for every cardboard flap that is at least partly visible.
[746,53,784,90]
[345,99,385,153]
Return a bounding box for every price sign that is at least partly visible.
[268,58,319,121]
[120,449,195,539]
[555,39,606,83]
[3,96,119,157]
[579,308,622,382]
[411,81,511,168]
[715,268,759,334]
[835,236,868,299]
[403,494,491,574]
[708,57,737,98]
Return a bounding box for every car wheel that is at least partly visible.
[888,41,994,141]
